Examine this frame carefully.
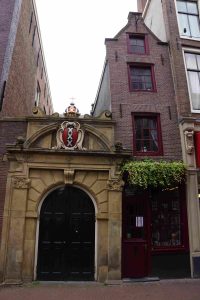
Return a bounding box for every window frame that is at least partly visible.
[132,112,163,156]
[183,48,200,112]
[128,64,157,92]
[176,0,200,40]
[151,186,189,253]
[127,33,149,55]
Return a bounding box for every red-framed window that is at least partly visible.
[151,187,189,253]
[132,113,163,156]
[127,34,149,54]
[128,64,156,92]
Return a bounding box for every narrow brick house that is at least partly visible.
[92,10,191,278]
[0,0,53,263]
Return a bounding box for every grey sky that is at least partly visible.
[35,0,138,115]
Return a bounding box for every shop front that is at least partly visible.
[122,186,190,279]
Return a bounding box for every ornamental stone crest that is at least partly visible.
[184,128,194,155]
[107,178,124,191]
[13,177,31,189]
[54,121,86,150]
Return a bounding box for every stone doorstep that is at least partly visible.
[122,277,160,283]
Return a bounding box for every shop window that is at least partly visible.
[132,113,163,156]
[128,65,156,92]
[184,52,200,111]
[177,0,200,39]
[127,34,148,54]
[151,188,188,251]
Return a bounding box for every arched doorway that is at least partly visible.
[37,186,95,281]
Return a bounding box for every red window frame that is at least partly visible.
[127,33,149,55]
[132,113,163,156]
[128,64,157,92]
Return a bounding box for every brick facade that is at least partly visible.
[93,12,182,160]
[0,0,53,116]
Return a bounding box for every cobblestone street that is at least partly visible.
[0,279,200,300]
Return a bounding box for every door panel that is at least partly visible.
[122,190,150,278]
[37,186,95,281]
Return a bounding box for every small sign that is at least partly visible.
[136,216,144,227]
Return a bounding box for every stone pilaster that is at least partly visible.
[107,178,123,280]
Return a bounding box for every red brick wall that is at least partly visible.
[0,0,15,80]
[105,13,182,160]
[0,119,27,240]
[0,0,53,117]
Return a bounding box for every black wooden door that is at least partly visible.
[37,186,95,281]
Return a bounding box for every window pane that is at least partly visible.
[136,140,142,151]
[197,54,200,69]
[177,1,187,13]
[187,2,198,14]
[130,67,153,91]
[178,13,190,36]
[185,53,197,69]
[149,118,157,129]
[129,36,145,54]
[189,15,200,38]
[188,71,200,110]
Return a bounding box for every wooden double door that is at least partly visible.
[37,186,95,281]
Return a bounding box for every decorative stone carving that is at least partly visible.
[32,106,45,116]
[54,121,86,150]
[64,169,75,185]
[184,128,194,154]
[13,177,31,189]
[107,179,124,191]
[64,102,80,117]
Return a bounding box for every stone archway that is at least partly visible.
[37,185,95,281]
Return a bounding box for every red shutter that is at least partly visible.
[195,132,200,168]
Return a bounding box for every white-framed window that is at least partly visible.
[176,0,200,39]
[184,51,200,111]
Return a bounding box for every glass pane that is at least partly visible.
[143,118,149,128]
[143,140,150,151]
[189,15,200,38]
[136,140,142,151]
[149,118,157,129]
[143,129,150,138]
[188,71,200,110]
[137,38,145,46]
[185,53,197,69]
[177,1,187,13]
[187,2,198,14]
[136,129,142,139]
[178,13,190,36]
[197,54,200,70]
[135,118,142,129]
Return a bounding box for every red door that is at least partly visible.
[122,190,151,278]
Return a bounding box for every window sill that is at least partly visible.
[130,89,157,93]
[152,246,188,254]
[180,36,200,42]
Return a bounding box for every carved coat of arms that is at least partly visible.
[55,121,85,150]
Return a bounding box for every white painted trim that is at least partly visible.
[182,47,200,113]
[174,0,200,41]
[34,184,98,281]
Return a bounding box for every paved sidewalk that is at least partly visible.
[0,279,200,300]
